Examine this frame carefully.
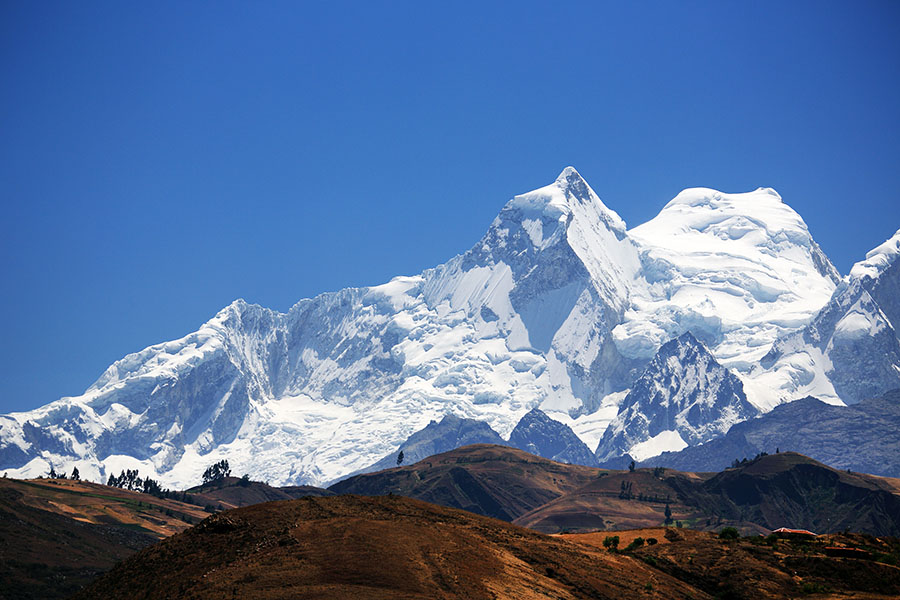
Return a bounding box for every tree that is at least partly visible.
[664,502,673,526]
[48,465,57,479]
[602,535,620,551]
[202,460,231,484]
[719,526,740,540]
[396,451,404,466]
[70,466,80,481]
[628,460,635,472]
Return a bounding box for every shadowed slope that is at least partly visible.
[328,444,601,521]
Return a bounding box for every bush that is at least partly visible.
[647,537,658,546]
[719,527,740,540]
[602,535,620,551]
[624,537,645,552]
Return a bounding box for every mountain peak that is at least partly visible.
[554,165,589,194]
[504,167,627,235]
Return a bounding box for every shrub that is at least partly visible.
[719,527,740,540]
[624,537,645,552]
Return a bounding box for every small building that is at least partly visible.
[772,527,817,539]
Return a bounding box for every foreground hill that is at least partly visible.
[0,477,207,599]
[76,494,900,600]
[74,494,703,600]
[563,527,900,600]
[328,443,601,521]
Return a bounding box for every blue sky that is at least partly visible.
[2,1,899,413]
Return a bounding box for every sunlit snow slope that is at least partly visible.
[618,187,841,410]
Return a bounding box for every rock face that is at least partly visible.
[642,389,900,477]
[595,332,758,462]
[0,168,888,487]
[759,229,900,405]
[508,408,598,466]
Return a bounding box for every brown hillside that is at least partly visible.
[562,528,900,600]
[188,476,333,510]
[328,443,602,521]
[515,467,708,533]
[678,452,900,535]
[74,494,708,600]
[0,477,205,599]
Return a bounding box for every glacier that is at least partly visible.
[3,168,887,487]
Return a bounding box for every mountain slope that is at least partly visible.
[74,494,706,600]
[345,413,509,481]
[508,408,598,466]
[0,168,645,488]
[643,389,900,476]
[758,229,900,406]
[328,444,601,522]
[617,187,840,410]
[595,332,758,462]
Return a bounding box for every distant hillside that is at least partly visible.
[331,445,900,536]
[514,467,710,533]
[672,452,900,536]
[329,443,600,521]
[187,476,332,510]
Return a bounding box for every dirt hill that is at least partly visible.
[329,443,601,521]
[0,477,206,599]
[673,452,900,536]
[75,494,900,600]
[187,476,333,510]
[514,467,709,533]
[74,493,705,600]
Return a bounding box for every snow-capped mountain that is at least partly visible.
[0,168,881,486]
[759,229,900,405]
[595,332,757,462]
[616,187,841,411]
[0,168,641,487]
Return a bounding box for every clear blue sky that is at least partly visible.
[2,1,899,413]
